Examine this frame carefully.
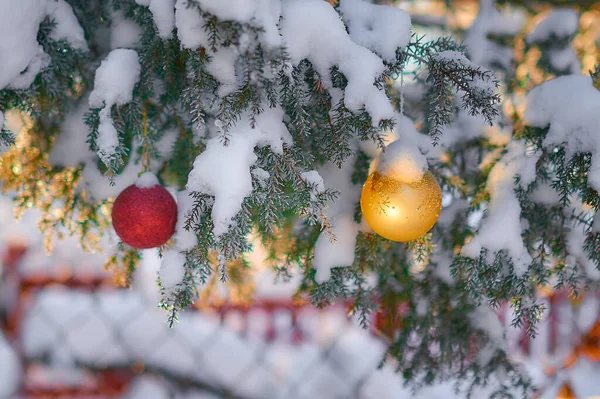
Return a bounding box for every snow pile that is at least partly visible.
[280,0,395,126]
[462,140,537,275]
[339,0,411,62]
[524,75,600,192]
[0,0,86,90]
[186,108,292,236]
[89,49,141,167]
[376,138,428,183]
[135,0,175,38]
[312,155,361,283]
[527,8,579,43]
[464,0,525,70]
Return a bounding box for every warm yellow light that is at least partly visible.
[360,171,442,242]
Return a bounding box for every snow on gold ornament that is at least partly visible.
[360,139,442,242]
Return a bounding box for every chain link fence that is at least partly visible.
[2,238,600,399]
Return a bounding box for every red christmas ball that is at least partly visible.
[111,176,177,249]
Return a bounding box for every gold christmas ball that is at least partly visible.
[360,170,442,242]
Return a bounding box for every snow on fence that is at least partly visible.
[1,242,600,399]
[0,243,409,399]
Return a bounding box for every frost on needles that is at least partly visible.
[5,0,600,398]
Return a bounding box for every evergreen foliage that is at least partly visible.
[1,0,600,397]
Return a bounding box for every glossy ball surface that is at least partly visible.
[360,171,442,242]
[111,183,177,249]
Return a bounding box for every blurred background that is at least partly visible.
[3,0,600,398]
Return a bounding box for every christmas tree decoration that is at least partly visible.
[111,173,177,249]
[4,0,600,396]
[360,140,442,242]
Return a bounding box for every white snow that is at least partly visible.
[280,0,395,126]
[435,50,476,66]
[175,0,209,49]
[123,377,171,399]
[48,103,94,167]
[159,249,186,290]
[197,0,282,50]
[464,0,525,70]
[0,332,20,398]
[566,220,600,280]
[0,0,49,90]
[89,49,141,109]
[186,107,292,236]
[375,138,428,183]
[470,306,504,348]
[314,214,359,283]
[0,111,4,130]
[0,194,110,277]
[549,47,580,74]
[312,153,361,283]
[206,46,240,96]
[135,0,176,38]
[524,75,600,192]
[338,0,411,62]
[527,9,579,43]
[301,170,325,200]
[173,190,198,251]
[135,172,160,188]
[89,49,141,166]
[111,10,142,49]
[20,287,408,399]
[462,140,537,275]
[47,0,88,50]
[0,0,88,90]
[530,181,561,206]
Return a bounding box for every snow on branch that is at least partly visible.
[462,140,538,276]
[0,0,86,90]
[524,74,600,193]
[338,0,411,63]
[88,49,141,172]
[135,0,176,38]
[186,107,292,236]
[280,0,396,126]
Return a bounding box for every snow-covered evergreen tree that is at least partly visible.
[1,0,599,397]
